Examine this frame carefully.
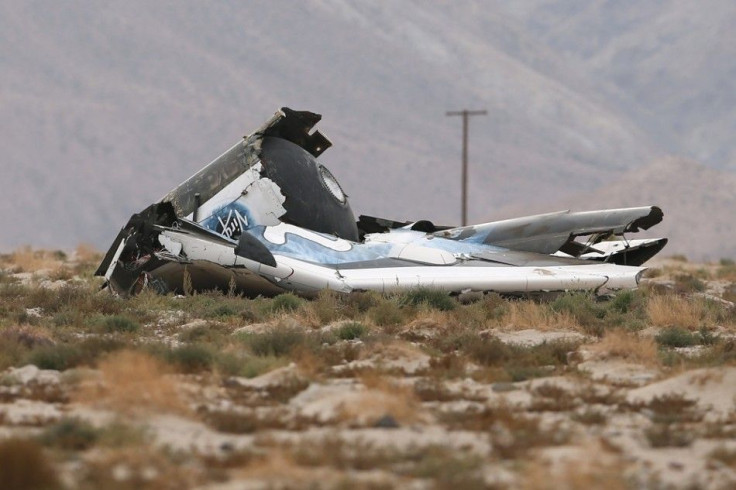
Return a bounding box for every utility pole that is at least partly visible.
[446,109,486,226]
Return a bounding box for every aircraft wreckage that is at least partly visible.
[96,108,667,298]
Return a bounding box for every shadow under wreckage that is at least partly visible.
[96,108,667,298]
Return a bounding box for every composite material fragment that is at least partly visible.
[96,108,667,297]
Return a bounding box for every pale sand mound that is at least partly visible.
[628,367,736,419]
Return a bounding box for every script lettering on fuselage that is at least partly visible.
[215,208,249,239]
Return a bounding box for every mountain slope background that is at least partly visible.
[2,1,734,260]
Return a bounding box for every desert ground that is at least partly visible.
[1,247,736,489]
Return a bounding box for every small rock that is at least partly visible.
[6,365,61,385]
[25,307,43,318]
[491,382,517,393]
[373,414,400,429]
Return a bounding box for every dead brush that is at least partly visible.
[427,352,467,379]
[287,436,398,470]
[647,294,711,329]
[286,435,486,488]
[571,408,608,425]
[200,406,313,433]
[413,377,462,402]
[490,411,571,460]
[645,393,703,424]
[520,442,629,490]
[498,300,579,331]
[399,311,456,341]
[299,289,344,327]
[644,423,694,448]
[74,350,187,415]
[575,383,624,406]
[528,383,579,412]
[589,329,659,366]
[79,446,201,490]
[708,446,736,468]
[334,371,425,426]
[438,400,571,459]
[7,246,65,273]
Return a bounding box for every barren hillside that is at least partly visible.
[492,157,736,261]
[2,1,734,257]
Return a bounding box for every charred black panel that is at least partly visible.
[235,232,277,267]
[260,136,359,241]
[262,108,332,157]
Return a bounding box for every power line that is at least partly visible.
[446,109,487,226]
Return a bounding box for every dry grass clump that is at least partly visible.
[299,289,344,327]
[488,408,570,459]
[647,294,709,329]
[284,437,486,488]
[463,335,581,382]
[528,383,579,412]
[640,394,702,448]
[591,329,659,366]
[521,444,629,490]
[334,371,424,426]
[73,243,101,264]
[367,298,407,331]
[500,299,578,331]
[708,445,736,468]
[0,437,62,490]
[201,407,311,433]
[6,246,66,273]
[79,446,199,490]
[646,393,703,424]
[75,350,186,415]
[439,402,569,459]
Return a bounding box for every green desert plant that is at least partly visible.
[400,287,457,311]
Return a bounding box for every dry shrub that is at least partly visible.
[521,443,628,490]
[8,246,65,273]
[400,311,454,341]
[709,446,736,468]
[484,405,570,459]
[74,243,100,263]
[0,437,62,490]
[0,325,54,349]
[300,289,343,327]
[647,294,707,329]
[499,300,578,331]
[80,447,199,490]
[335,372,425,426]
[591,329,659,366]
[529,383,578,412]
[75,350,186,415]
[233,450,338,487]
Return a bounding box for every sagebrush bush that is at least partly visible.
[268,293,304,314]
[26,343,82,370]
[40,417,98,450]
[551,293,605,327]
[655,327,698,347]
[97,314,140,333]
[166,343,215,373]
[335,321,367,340]
[674,274,706,293]
[368,299,405,328]
[400,288,456,311]
[241,324,306,357]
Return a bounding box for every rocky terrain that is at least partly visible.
[1,248,736,489]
